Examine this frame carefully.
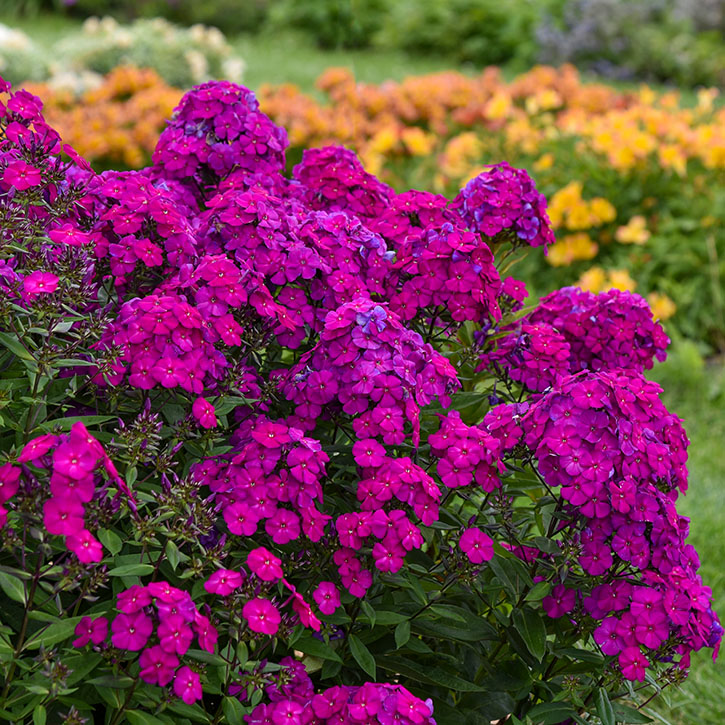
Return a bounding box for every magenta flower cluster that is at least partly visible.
[484,370,721,679]
[482,286,671,392]
[450,161,556,249]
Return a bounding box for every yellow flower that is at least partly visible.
[607,269,637,292]
[615,216,650,245]
[533,152,554,171]
[484,91,512,120]
[577,267,607,293]
[647,292,676,321]
[368,126,397,155]
[566,202,594,231]
[658,144,687,176]
[401,127,435,156]
[589,197,616,224]
[547,233,598,267]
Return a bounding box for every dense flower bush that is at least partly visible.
[0,73,721,725]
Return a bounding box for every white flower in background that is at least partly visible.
[0,24,32,51]
[185,49,209,84]
[222,57,245,83]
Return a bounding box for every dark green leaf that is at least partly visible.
[513,608,547,662]
[524,581,551,602]
[107,564,154,577]
[360,600,376,629]
[24,616,82,650]
[32,705,46,725]
[395,620,411,649]
[348,634,376,679]
[526,702,577,724]
[87,675,134,689]
[612,704,654,723]
[127,712,167,725]
[222,696,248,725]
[0,570,26,604]
[97,528,123,556]
[0,332,34,361]
[294,632,342,663]
[595,688,615,725]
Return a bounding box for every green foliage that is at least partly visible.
[267,0,387,49]
[377,0,544,67]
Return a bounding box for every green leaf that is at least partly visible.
[294,632,342,663]
[186,648,228,667]
[489,554,532,598]
[87,675,134,689]
[97,528,123,556]
[166,540,181,570]
[360,600,376,629]
[127,712,167,725]
[348,634,376,679]
[612,704,654,723]
[222,696,248,724]
[595,688,615,725]
[0,332,34,361]
[524,581,551,602]
[32,705,46,725]
[37,415,116,432]
[24,616,82,650]
[526,702,577,724]
[364,609,408,625]
[107,564,154,577]
[377,656,487,692]
[0,570,26,604]
[394,620,411,649]
[512,608,547,662]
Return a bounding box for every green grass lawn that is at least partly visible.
[2,11,725,723]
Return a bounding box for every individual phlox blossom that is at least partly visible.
[292,145,393,220]
[459,527,494,564]
[73,616,108,647]
[247,546,283,582]
[66,529,104,563]
[139,645,179,686]
[313,581,341,616]
[173,665,203,705]
[192,397,217,429]
[242,598,281,635]
[111,610,153,651]
[22,271,59,299]
[2,158,42,190]
[158,613,195,656]
[527,286,669,373]
[499,276,529,312]
[204,568,244,596]
[451,161,555,249]
[542,585,577,618]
